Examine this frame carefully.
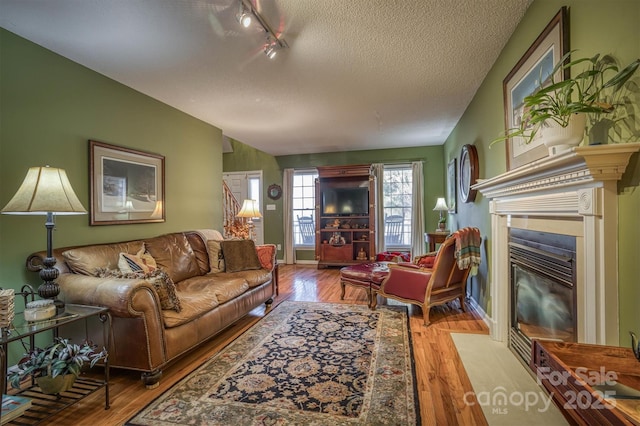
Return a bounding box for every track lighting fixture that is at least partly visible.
[237,0,288,59]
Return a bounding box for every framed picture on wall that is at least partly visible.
[503,7,568,170]
[447,158,457,213]
[90,140,165,225]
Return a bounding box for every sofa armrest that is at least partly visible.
[57,273,162,319]
[256,244,277,272]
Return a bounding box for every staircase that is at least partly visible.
[223,180,246,238]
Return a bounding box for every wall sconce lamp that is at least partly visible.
[237,0,288,59]
[433,197,449,232]
[236,199,262,240]
[1,166,87,311]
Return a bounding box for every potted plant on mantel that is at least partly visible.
[492,51,640,154]
[8,337,108,395]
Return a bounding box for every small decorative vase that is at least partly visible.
[541,113,586,156]
[36,374,76,394]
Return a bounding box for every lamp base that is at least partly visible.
[39,257,65,314]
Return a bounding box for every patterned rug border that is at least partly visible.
[126,301,420,425]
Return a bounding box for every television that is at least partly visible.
[322,187,369,216]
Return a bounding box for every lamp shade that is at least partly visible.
[236,199,262,219]
[1,166,87,215]
[433,197,449,212]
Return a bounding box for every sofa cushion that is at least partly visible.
[206,240,226,273]
[208,278,249,303]
[62,241,144,276]
[145,233,200,283]
[220,240,262,273]
[163,275,222,328]
[213,269,271,288]
[95,268,181,312]
[185,232,210,275]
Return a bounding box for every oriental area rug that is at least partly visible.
[126,301,419,425]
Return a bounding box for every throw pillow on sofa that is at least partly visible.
[118,244,157,274]
[95,268,181,312]
[206,240,226,273]
[220,240,262,273]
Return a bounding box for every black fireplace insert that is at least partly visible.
[509,228,577,364]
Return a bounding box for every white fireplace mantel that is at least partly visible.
[474,143,640,346]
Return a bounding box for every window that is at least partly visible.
[383,165,412,248]
[293,170,318,246]
[248,176,261,214]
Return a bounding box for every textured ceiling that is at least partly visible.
[0,0,532,155]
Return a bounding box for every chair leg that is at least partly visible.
[423,306,432,326]
[340,281,346,300]
[459,296,466,311]
[370,291,378,310]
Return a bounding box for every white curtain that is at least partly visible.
[371,163,385,254]
[283,168,296,264]
[411,161,425,258]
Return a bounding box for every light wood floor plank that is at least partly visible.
[25,264,488,425]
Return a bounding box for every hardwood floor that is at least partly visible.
[36,265,490,425]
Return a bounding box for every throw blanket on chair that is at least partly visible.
[454,227,481,275]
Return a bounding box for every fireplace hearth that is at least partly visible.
[509,228,576,364]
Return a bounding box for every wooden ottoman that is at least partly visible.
[339,263,390,307]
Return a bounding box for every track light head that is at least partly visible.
[264,40,279,59]
[239,11,252,28]
[237,2,252,28]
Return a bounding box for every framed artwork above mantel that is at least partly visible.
[503,7,569,170]
[89,140,165,225]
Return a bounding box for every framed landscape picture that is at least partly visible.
[503,7,568,170]
[90,140,165,225]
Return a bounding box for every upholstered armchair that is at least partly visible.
[372,228,481,325]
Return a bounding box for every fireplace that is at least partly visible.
[473,144,640,348]
[509,228,577,364]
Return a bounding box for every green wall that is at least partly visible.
[0,29,223,293]
[224,142,446,260]
[443,0,640,343]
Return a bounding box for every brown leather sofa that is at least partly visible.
[26,230,276,388]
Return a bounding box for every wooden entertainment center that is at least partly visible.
[315,164,375,268]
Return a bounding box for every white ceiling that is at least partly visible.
[0,0,532,156]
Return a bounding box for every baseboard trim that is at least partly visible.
[294,260,318,265]
[466,295,494,335]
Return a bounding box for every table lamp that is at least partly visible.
[236,199,262,240]
[433,197,449,232]
[1,166,87,311]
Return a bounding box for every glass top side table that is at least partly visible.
[0,302,111,423]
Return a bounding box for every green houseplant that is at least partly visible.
[8,337,108,394]
[492,51,640,148]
